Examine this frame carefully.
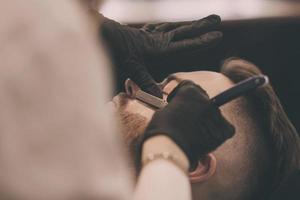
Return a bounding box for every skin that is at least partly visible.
[112,71,271,200]
[111,71,234,146]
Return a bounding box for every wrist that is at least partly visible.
[142,135,190,174]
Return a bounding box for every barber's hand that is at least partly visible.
[142,18,214,33]
[137,81,235,170]
[101,15,223,98]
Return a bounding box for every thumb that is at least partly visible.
[123,59,163,98]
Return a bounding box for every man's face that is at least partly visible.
[111,71,270,199]
[111,71,234,146]
[110,71,270,199]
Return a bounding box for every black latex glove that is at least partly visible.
[101,15,223,98]
[137,80,235,170]
[142,20,205,33]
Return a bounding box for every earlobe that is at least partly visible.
[189,153,217,183]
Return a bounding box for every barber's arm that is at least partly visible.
[134,135,191,200]
[134,81,235,200]
[100,14,223,98]
[0,1,132,199]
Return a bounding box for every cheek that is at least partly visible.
[124,100,155,123]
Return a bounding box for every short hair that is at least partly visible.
[221,58,300,194]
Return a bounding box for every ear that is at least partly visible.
[189,154,217,183]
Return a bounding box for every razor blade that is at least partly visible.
[135,90,168,109]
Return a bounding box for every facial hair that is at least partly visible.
[116,94,148,159]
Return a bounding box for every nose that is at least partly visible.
[125,79,141,97]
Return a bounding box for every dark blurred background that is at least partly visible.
[101,0,300,133]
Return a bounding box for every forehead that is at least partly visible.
[163,71,234,98]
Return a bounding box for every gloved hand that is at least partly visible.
[142,19,207,33]
[137,81,235,170]
[101,15,223,98]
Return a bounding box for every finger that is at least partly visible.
[123,59,163,98]
[141,82,163,99]
[154,21,193,32]
[222,120,235,139]
[170,15,221,41]
[142,21,192,33]
[168,31,223,53]
[167,80,194,102]
[141,23,165,32]
[210,110,236,142]
[167,80,208,102]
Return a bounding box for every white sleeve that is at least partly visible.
[134,160,192,200]
[0,1,133,199]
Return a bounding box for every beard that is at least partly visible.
[119,111,148,145]
[115,93,148,165]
